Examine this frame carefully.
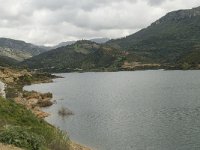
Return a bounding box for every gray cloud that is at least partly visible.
[0,0,200,45]
[147,0,168,5]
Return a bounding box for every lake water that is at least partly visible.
[24,71,200,150]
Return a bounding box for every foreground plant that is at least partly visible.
[0,126,44,150]
[0,97,70,150]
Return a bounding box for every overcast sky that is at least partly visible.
[0,0,200,46]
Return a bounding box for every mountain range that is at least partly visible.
[2,6,200,71]
[0,38,109,63]
[21,40,124,72]
[0,38,49,61]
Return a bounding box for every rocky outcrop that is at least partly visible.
[0,67,31,84]
[0,67,56,118]
[153,6,200,25]
[14,91,53,118]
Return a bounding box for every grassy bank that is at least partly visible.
[0,68,70,149]
[0,97,70,150]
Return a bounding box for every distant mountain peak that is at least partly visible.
[0,38,49,61]
[153,6,200,25]
[193,6,200,10]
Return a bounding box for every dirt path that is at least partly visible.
[0,143,23,150]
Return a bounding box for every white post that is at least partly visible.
[0,81,5,98]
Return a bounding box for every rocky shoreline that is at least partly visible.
[0,67,56,118]
[14,90,54,118]
[0,67,92,150]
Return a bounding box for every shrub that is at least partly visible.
[0,97,70,150]
[48,129,70,150]
[181,62,191,70]
[0,126,44,150]
[58,107,74,117]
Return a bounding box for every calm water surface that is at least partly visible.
[24,71,200,150]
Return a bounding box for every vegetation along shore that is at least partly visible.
[0,4,200,150]
[0,67,91,150]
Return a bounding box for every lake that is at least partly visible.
[24,70,200,150]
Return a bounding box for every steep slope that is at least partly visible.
[0,38,48,61]
[107,6,200,64]
[21,40,126,72]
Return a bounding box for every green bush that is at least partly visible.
[0,126,44,150]
[48,129,70,150]
[181,62,191,70]
[0,97,70,150]
[18,75,32,85]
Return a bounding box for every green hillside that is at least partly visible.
[21,6,200,72]
[21,40,127,72]
[107,6,200,64]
